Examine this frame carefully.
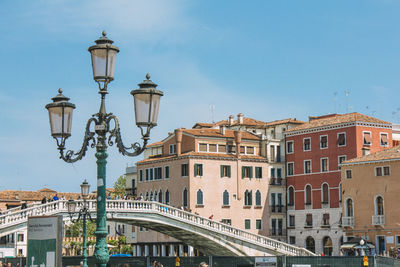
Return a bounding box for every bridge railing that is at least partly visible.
[0,200,314,256]
[105,200,314,256]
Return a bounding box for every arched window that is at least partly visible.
[145,191,149,200]
[223,190,229,206]
[255,190,262,206]
[305,236,315,253]
[323,236,333,256]
[150,191,154,201]
[183,188,188,207]
[158,189,163,203]
[197,189,203,205]
[376,196,384,215]
[322,183,329,204]
[288,186,295,206]
[244,190,252,206]
[154,191,158,201]
[165,190,170,204]
[346,198,353,216]
[305,185,312,205]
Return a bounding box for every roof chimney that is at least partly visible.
[220,125,226,135]
[237,113,244,124]
[229,115,234,125]
[175,128,183,156]
[234,130,242,158]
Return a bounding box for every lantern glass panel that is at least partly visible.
[48,106,74,138]
[150,94,161,124]
[67,200,77,214]
[80,182,90,198]
[90,48,117,81]
[133,93,151,126]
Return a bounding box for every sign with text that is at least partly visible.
[255,257,277,266]
[27,216,62,267]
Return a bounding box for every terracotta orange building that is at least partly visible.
[284,112,392,255]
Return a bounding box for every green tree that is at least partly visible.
[113,175,126,198]
[67,220,96,237]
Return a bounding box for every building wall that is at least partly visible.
[341,159,400,254]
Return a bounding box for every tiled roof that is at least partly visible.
[286,113,391,132]
[343,146,400,165]
[192,122,215,129]
[215,117,266,127]
[147,141,163,147]
[266,118,305,127]
[137,151,266,164]
[0,188,83,202]
[182,128,260,140]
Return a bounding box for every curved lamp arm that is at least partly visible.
[58,118,98,163]
[106,115,151,157]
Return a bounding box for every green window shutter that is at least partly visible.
[228,166,231,178]
[259,167,262,178]
[194,164,198,176]
[242,166,245,178]
[250,167,253,178]
[199,164,203,176]
[220,165,224,177]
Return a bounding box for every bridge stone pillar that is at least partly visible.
[144,245,149,256]
[153,245,158,256]
[169,244,175,256]
[179,244,184,256]
[188,245,194,256]
[161,245,166,256]
[132,245,136,256]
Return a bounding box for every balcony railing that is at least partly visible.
[372,215,385,226]
[269,228,286,236]
[270,178,284,186]
[342,216,354,227]
[270,205,286,213]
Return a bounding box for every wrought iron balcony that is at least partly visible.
[270,205,286,213]
[269,178,284,186]
[342,216,354,227]
[372,215,385,226]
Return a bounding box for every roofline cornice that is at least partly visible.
[137,154,268,165]
[340,157,400,166]
[285,121,391,137]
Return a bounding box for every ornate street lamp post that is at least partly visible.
[45,31,163,267]
[67,180,92,267]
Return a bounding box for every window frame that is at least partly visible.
[363,131,372,146]
[223,190,230,206]
[305,184,312,206]
[255,167,263,178]
[242,166,253,179]
[286,140,294,154]
[139,169,143,182]
[196,189,203,205]
[380,132,389,147]
[321,183,329,204]
[169,144,177,154]
[303,137,311,152]
[345,169,352,179]
[221,165,231,178]
[337,132,346,147]
[245,219,251,230]
[338,155,347,170]
[320,135,328,149]
[287,162,294,176]
[321,157,329,172]
[287,186,295,206]
[181,163,189,177]
[256,219,262,230]
[304,160,312,174]
[164,166,170,179]
[194,163,203,177]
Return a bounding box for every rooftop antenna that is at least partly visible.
[209,104,215,123]
[333,92,338,114]
[345,90,350,113]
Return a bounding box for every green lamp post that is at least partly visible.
[45,31,163,267]
[66,180,92,267]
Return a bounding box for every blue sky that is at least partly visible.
[1,0,400,192]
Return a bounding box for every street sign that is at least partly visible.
[27,216,63,267]
[255,257,277,266]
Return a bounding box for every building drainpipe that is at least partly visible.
[234,130,242,200]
